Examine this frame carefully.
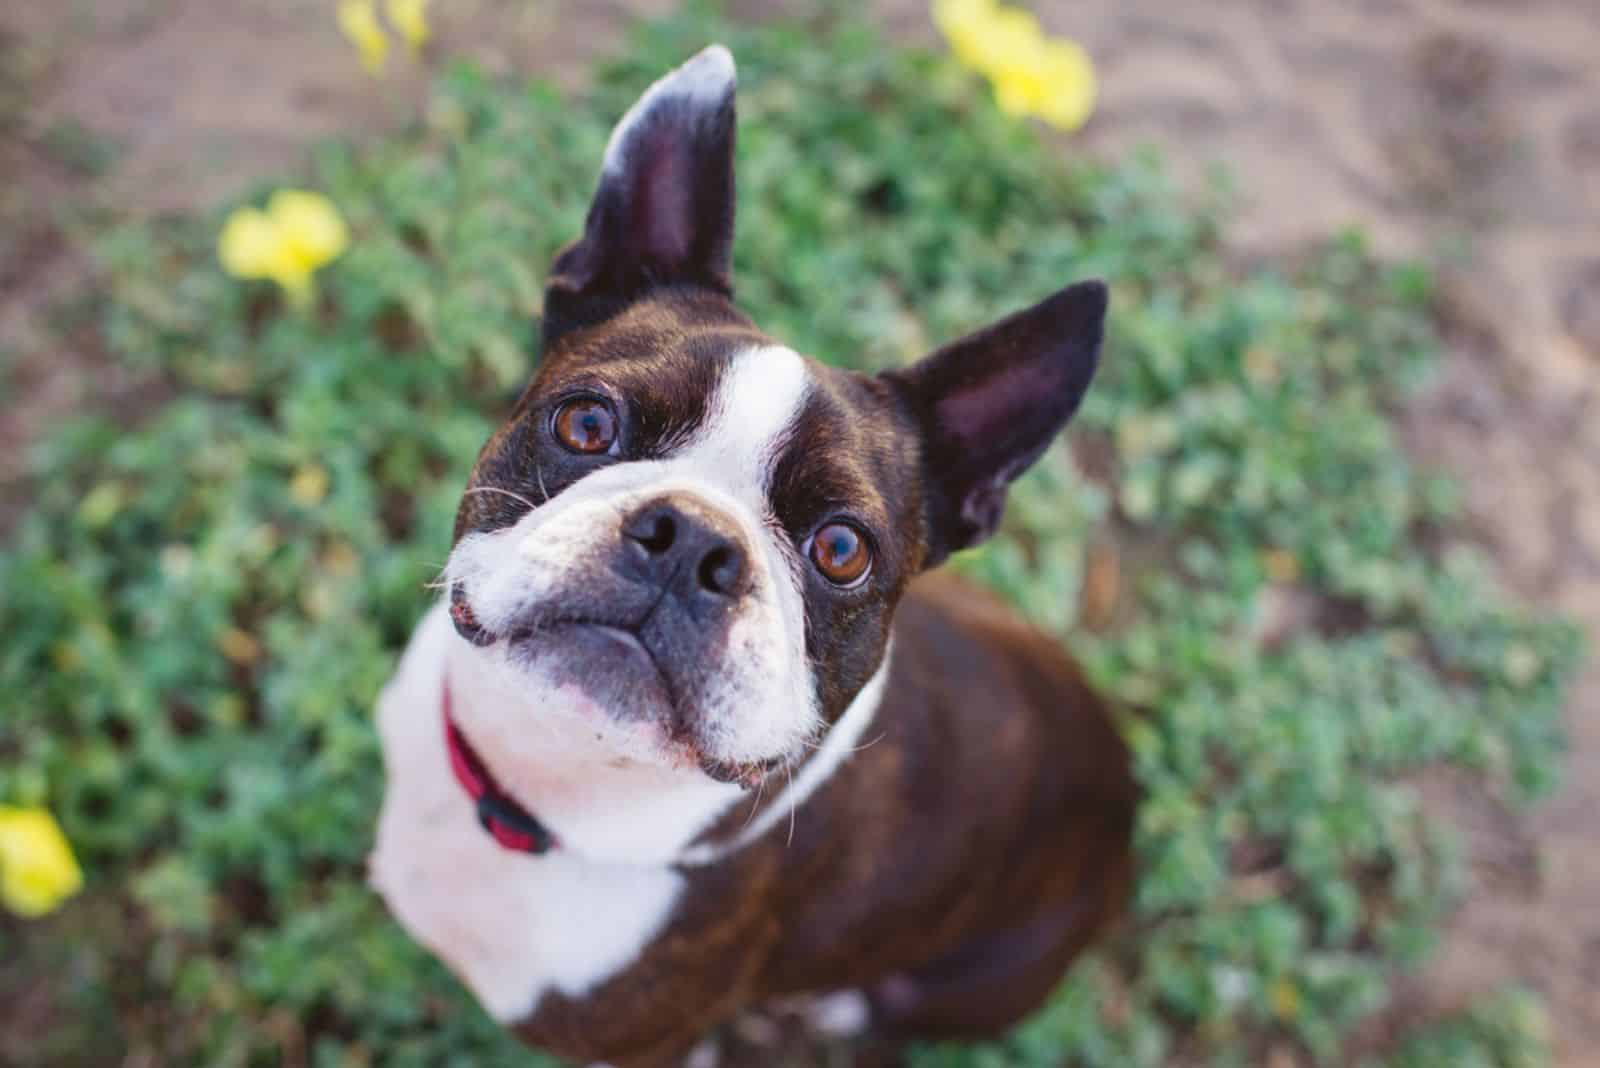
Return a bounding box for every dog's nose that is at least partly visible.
[621,497,749,600]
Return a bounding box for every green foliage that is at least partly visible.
[0,5,1582,1065]
[1367,991,1550,1068]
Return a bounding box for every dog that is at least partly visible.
[369,44,1136,1068]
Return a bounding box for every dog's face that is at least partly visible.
[442,46,1105,791]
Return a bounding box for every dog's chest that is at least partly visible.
[367,607,686,1023]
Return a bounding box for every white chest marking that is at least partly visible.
[370,606,892,1021]
[369,605,688,1022]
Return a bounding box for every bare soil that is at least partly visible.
[3,0,1598,1063]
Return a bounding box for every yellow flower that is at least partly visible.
[338,0,390,74]
[991,37,1096,131]
[0,806,84,918]
[384,0,431,55]
[932,0,1097,131]
[289,462,331,506]
[933,0,998,68]
[218,190,348,306]
[936,0,1040,74]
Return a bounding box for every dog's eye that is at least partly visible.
[552,397,618,454]
[809,521,872,587]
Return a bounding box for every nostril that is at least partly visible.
[625,509,677,556]
[697,543,745,596]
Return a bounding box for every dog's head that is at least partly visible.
[443,45,1106,794]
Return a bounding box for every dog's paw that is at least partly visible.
[683,1037,720,1068]
[804,989,872,1038]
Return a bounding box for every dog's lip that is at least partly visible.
[509,615,682,716]
[448,592,789,790]
[530,622,794,787]
[698,752,789,788]
[582,622,649,657]
[509,616,650,656]
[504,619,791,785]
[449,583,495,646]
[448,584,655,661]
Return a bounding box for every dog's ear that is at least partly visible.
[543,45,737,345]
[885,280,1107,567]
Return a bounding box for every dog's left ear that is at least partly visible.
[885,280,1107,568]
[544,45,737,343]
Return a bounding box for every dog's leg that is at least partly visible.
[804,989,872,1038]
[868,898,1108,1040]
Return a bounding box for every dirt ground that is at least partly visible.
[4,0,1598,1063]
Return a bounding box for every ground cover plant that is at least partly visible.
[0,5,1582,1065]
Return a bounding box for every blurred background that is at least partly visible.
[2,2,1597,1066]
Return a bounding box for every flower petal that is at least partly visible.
[1036,37,1097,130]
[0,806,84,918]
[217,208,281,280]
[337,0,390,75]
[384,0,431,54]
[933,0,998,69]
[992,66,1042,117]
[267,190,349,271]
[969,7,1044,75]
[932,0,1098,131]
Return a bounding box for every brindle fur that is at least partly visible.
[420,46,1136,1066]
[511,573,1135,1066]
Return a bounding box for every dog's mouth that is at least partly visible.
[452,583,657,664]
[447,583,497,647]
[447,582,784,789]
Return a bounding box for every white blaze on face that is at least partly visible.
[444,345,817,781]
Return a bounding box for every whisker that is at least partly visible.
[740,773,768,831]
[785,764,798,848]
[535,465,550,503]
[462,485,540,512]
[794,728,882,756]
[421,560,454,592]
[849,731,888,755]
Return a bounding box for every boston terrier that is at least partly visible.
[370,44,1136,1068]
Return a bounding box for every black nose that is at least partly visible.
[621,497,749,600]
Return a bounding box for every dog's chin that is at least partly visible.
[501,622,680,747]
[480,622,786,789]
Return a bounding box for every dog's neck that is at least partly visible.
[436,604,888,867]
[677,645,889,866]
[441,614,743,864]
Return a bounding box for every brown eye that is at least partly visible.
[553,397,617,454]
[809,522,872,587]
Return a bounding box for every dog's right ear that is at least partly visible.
[884,280,1107,568]
[543,45,738,346]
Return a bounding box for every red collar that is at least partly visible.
[442,678,557,855]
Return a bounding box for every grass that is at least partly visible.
[0,4,1583,1065]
